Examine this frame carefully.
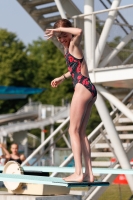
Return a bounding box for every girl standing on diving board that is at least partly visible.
[45,19,97,183]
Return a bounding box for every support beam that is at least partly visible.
[50,124,54,165]
[95,0,121,68]
[95,91,133,192]
[99,30,133,68]
[84,0,94,70]
[41,128,45,155]
[21,117,70,166]
[122,52,133,65]
[96,85,133,122]
[22,0,54,7]
[54,0,67,19]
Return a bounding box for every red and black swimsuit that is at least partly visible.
[65,51,97,98]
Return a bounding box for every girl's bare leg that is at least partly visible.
[80,97,96,182]
[63,83,93,182]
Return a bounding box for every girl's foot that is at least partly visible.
[83,173,94,183]
[63,173,83,182]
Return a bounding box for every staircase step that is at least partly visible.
[116,126,133,131]
[92,161,110,167]
[31,6,58,16]
[39,15,61,24]
[91,152,113,157]
[95,143,131,149]
[23,0,54,7]
[118,118,132,123]
[105,134,133,140]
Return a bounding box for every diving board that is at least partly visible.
[0,166,133,175]
[0,173,109,187]
[0,162,110,196]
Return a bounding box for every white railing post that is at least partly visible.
[92,14,96,70]
[95,91,133,192]
[122,52,133,65]
[95,0,122,68]
[96,85,133,122]
[99,30,133,67]
[54,0,67,19]
[84,0,94,70]
[21,117,70,166]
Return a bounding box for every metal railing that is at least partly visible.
[72,3,133,70]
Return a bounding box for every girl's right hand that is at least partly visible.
[51,77,64,88]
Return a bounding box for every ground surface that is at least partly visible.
[99,184,132,200]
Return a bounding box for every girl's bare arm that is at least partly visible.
[45,27,82,47]
[51,71,71,88]
[0,144,10,158]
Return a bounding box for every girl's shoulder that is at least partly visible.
[19,154,25,160]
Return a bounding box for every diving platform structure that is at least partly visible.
[1,0,133,199]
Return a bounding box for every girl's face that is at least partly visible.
[56,32,72,48]
[11,144,18,155]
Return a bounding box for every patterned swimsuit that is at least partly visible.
[65,51,97,98]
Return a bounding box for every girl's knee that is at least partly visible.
[69,126,80,135]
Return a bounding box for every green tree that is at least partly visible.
[0,29,37,113]
[0,30,101,142]
[27,38,73,105]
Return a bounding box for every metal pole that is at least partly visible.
[92,14,96,70]
[91,13,96,81]
[95,91,133,192]
[62,134,71,148]
[21,117,70,166]
[41,128,45,155]
[32,128,68,166]
[96,85,133,122]
[50,124,54,165]
[54,0,67,19]
[84,0,94,70]
[95,0,121,68]
[122,52,133,65]
[99,30,133,67]
[73,4,133,19]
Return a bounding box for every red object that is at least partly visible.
[110,158,116,163]
[113,174,128,184]
[42,129,47,133]
[110,157,133,185]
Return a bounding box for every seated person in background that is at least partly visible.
[7,143,30,166]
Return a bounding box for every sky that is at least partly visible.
[0,0,132,46]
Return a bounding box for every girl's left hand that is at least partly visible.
[45,29,61,40]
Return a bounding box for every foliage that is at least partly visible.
[27,38,73,105]
[0,29,38,113]
[99,184,132,200]
[0,29,100,144]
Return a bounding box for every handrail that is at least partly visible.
[72,4,133,19]
[31,128,68,166]
[21,117,70,166]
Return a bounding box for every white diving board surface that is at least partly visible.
[0,166,133,174]
[0,174,109,187]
